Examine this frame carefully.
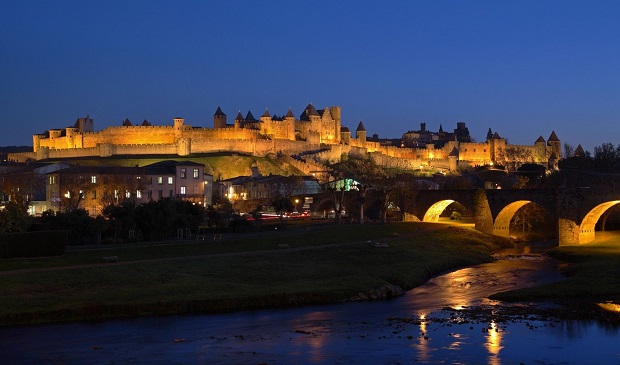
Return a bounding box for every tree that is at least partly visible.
[57,174,93,212]
[563,142,575,159]
[269,176,304,224]
[594,143,620,172]
[497,146,533,172]
[0,200,30,233]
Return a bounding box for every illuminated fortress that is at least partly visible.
[10,103,561,174]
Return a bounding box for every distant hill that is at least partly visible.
[0,146,32,153]
[39,152,304,180]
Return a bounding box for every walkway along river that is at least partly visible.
[1,242,619,364]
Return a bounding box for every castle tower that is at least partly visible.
[547,131,561,157]
[173,117,184,139]
[234,112,244,129]
[300,103,320,124]
[260,109,271,136]
[534,136,546,162]
[340,126,351,145]
[547,131,561,169]
[329,106,341,143]
[285,108,295,140]
[356,121,367,148]
[489,132,505,164]
[214,106,227,128]
[74,114,94,133]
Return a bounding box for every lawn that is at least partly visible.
[0,223,511,326]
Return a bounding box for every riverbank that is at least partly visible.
[490,231,620,309]
[0,223,512,327]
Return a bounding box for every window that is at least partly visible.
[148,176,153,184]
[91,190,96,199]
[91,176,97,184]
[180,168,186,179]
[125,190,131,199]
[157,177,163,185]
[49,176,56,184]
[158,190,163,198]
[169,190,173,198]
[193,168,199,179]
[180,186,186,195]
[168,177,174,184]
[114,190,118,199]
[147,190,152,199]
[136,190,142,199]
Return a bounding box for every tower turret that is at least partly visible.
[173,117,184,139]
[356,121,367,147]
[214,106,227,128]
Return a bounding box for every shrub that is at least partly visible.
[0,231,67,258]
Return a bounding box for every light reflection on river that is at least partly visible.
[1,242,619,364]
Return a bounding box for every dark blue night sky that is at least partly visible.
[2,1,619,152]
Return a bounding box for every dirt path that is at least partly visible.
[0,222,450,277]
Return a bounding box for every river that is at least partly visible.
[1,242,619,364]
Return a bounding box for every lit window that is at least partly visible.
[157,177,163,185]
[136,190,142,198]
[91,176,97,184]
[181,186,186,195]
[114,190,118,199]
[193,168,199,178]
[168,177,173,184]
[125,190,131,199]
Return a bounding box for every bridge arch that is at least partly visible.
[493,200,531,238]
[422,200,468,222]
[579,200,620,243]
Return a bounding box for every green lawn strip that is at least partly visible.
[0,225,508,326]
[490,242,620,302]
[0,223,424,271]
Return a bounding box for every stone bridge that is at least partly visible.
[408,188,620,245]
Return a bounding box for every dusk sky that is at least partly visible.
[1,1,619,153]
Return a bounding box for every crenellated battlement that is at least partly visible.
[12,105,561,174]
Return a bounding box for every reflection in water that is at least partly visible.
[485,321,503,365]
[410,313,431,362]
[598,302,620,313]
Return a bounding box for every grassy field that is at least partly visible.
[490,231,620,303]
[0,223,512,326]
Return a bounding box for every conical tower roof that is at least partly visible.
[285,108,294,118]
[574,144,585,157]
[123,118,132,126]
[548,131,560,141]
[141,119,151,126]
[245,111,257,122]
[235,111,244,121]
[214,106,226,117]
[492,131,502,139]
[356,121,366,132]
[535,136,545,143]
[261,108,270,118]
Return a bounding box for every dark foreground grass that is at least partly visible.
[0,223,511,326]
[490,233,620,303]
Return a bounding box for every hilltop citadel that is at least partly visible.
[9,103,561,177]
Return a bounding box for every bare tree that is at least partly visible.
[497,146,533,172]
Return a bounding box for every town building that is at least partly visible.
[45,161,212,216]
